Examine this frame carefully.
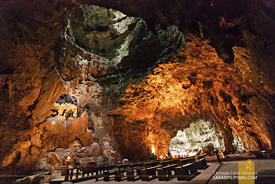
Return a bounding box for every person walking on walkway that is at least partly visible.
[214,149,223,164]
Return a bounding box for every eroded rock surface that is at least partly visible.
[34,142,102,171]
[0,110,93,174]
[0,0,275,181]
[169,120,225,156]
[110,36,275,160]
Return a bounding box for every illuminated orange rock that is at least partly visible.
[0,0,275,179]
[0,111,93,176]
[34,142,103,170]
[84,143,101,157]
[41,112,93,151]
[110,37,275,160]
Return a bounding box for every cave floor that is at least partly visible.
[48,158,275,184]
[205,153,256,162]
[208,159,275,184]
[74,162,220,184]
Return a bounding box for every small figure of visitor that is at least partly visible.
[122,157,129,164]
[148,153,152,161]
[147,149,152,161]
[214,149,222,163]
[152,153,157,160]
[167,151,171,159]
[105,157,108,165]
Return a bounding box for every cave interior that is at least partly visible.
[0,0,275,179]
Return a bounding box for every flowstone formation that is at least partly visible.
[110,35,275,160]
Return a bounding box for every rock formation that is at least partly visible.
[110,35,275,160]
[169,119,226,157]
[0,0,275,182]
[34,142,102,171]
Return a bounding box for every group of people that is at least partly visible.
[147,151,173,161]
[148,153,157,160]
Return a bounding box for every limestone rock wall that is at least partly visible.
[0,0,75,178]
[0,110,93,174]
[41,112,93,150]
[0,0,275,181]
[0,0,115,177]
[169,120,225,156]
[110,36,275,160]
[55,4,185,166]
[34,142,102,171]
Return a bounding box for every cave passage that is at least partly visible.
[169,119,224,157]
[169,119,244,157]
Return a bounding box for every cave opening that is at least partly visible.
[29,3,186,173]
[169,119,244,158]
[169,119,224,157]
[1,0,275,183]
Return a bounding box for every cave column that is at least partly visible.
[216,121,234,154]
[266,122,275,152]
[222,124,235,154]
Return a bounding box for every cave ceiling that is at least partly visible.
[0,0,275,178]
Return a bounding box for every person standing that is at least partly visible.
[214,149,222,163]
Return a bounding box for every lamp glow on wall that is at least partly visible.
[152,145,155,154]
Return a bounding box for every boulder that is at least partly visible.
[34,158,56,171]
[85,143,100,157]
[13,177,31,184]
[30,146,40,155]
[203,143,215,155]
[46,153,60,166]
[68,140,82,148]
[55,148,65,153]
